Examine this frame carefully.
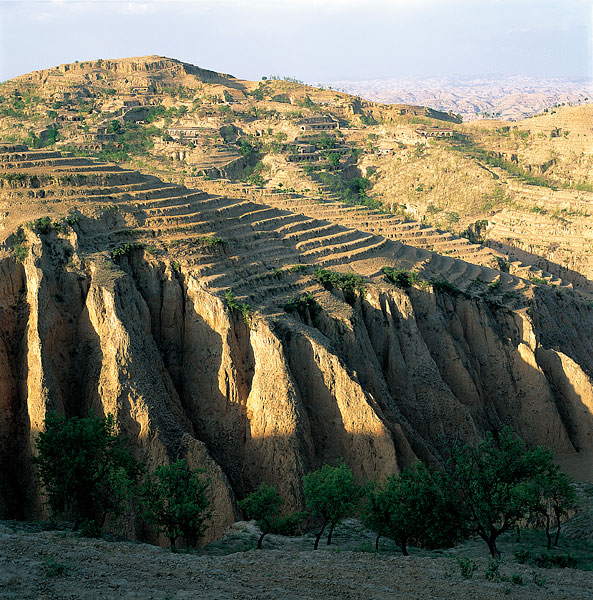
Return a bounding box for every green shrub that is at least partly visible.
[195,236,225,248]
[26,216,52,234]
[45,558,69,578]
[110,242,145,260]
[533,552,579,569]
[487,278,502,293]
[431,278,464,297]
[269,511,307,536]
[456,557,477,579]
[12,231,27,262]
[314,268,365,303]
[382,266,421,288]
[284,292,321,321]
[484,559,501,581]
[224,290,253,325]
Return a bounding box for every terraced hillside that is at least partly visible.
[3,144,593,541]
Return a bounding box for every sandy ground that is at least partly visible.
[2,521,593,600]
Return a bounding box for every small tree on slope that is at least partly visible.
[238,484,284,549]
[141,459,211,551]
[34,412,141,534]
[303,460,363,550]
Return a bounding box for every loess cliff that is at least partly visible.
[2,145,593,542]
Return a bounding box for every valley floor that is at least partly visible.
[2,522,593,600]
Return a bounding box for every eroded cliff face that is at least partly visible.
[3,227,593,541]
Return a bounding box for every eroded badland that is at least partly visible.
[2,56,593,597]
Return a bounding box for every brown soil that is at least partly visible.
[2,521,592,600]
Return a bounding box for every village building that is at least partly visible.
[377,142,395,155]
[297,116,339,131]
[415,127,455,138]
[298,144,317,154]
[165,124,212,144]
[288,152,319,162]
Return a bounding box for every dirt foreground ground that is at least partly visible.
[2,521,593,600]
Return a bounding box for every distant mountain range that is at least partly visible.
[316,75,593,121]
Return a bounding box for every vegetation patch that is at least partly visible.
[194,236,225,248]
[12,230,27,262]
[430,278,466,297]
[382,266,422,289]
[224,290,254,325]
[25,216,52,234]
[284,292,321,321]
[314,268,365,302]
[110,242,145,260]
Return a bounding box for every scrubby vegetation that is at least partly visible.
[314,268,366,302]
[224,289,254,325]
[283,291,321,321]
[382,266,422,288]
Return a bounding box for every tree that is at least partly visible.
[522,463,577,549]
[141,459,211,551]
[364,463,463,555]
[448,427,550,558]
[362,481,392,552]
[34,412,141,533]
[238,484,283,549]
[303,460,363,550]
[327,152,340,167]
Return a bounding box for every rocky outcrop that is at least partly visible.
[3,222,593,541]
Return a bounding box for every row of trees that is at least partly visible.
[241,429,577,558]
[34,413,577,557]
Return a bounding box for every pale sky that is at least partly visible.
[0,0,591,83]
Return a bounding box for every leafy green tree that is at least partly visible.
[108,119,122,134]
[521,462,577,549]
[448,427,550,558]
[303,460,363,549]
[141,459,211,551]
[364,463,462,555]
[327,152,340,167]
[238,484,283,549]
[34,412,141,533]
[362,481,392,551]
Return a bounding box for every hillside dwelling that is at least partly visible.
[288,153,319,162]
[123,99,141,108]
[166,125,204,142]
[298,144,317,154]
[329,145,350,154]
[415,127,455,138]
[298,116,339,131]
[131,86,150,94]
[377,142,395,155]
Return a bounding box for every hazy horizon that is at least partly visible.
[0,0,591,84]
